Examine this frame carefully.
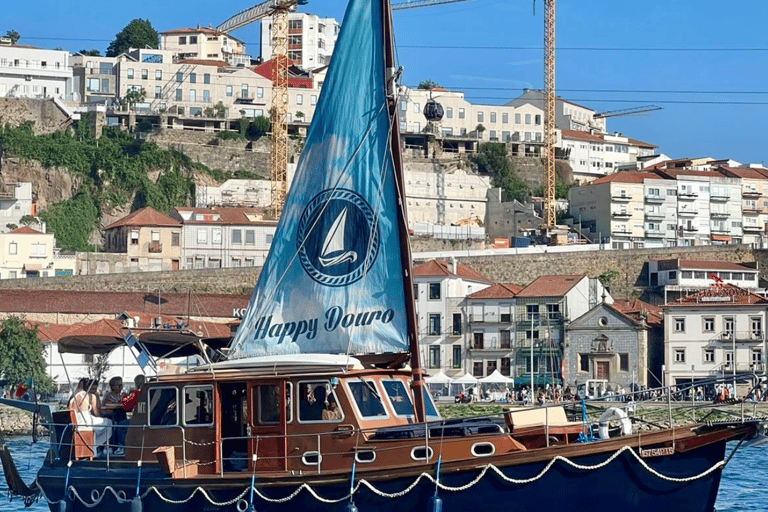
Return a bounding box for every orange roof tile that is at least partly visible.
[412,259,492,283]
[178,59,230,68]
[60,319,125,338]
[10,226,43,234]
[104,207,180,230]
[610,299,662,327]
[677,259,757,272]
[717,166,768,180]
[467,283,522,299]
[35,323,71,343]
[590,171,659,185]
[516,275,585,298]
[173,207,277,226]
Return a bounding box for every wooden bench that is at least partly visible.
[504,406,585,449]
[57,409,94,460]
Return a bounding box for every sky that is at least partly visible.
[5,0,768,165]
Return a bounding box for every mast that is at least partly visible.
[382,0,426,423]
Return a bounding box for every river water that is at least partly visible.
[0,437,762,511]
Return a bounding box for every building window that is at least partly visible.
[429,346,440,368]
[704,349,715,363]
[175,89,182,101]
[473,332,484,350]
[428,314,441,336]
[546,303,560,320]
[8,242,17,255]
[477,111,483,122]
[127,68,134,79]
[296,94,303,105]
[203,73,210,84]
[141,69,148,80]
[452,345,462,368]
[257,87,264,99]
[515,113,521,124]
[428,282,441,300]
[472,362,483,377]
[526,304,539,322]
[245,230,255,245]
[500,330,511,349]
[752,349,763,367]
[176,72,183,83]
[703,317,714,332]
[674,349,685,363]
[179,36,186,45]
[674,318,685,332]
[486,360,497,375]
[500,357,511,376]
[171,232,180,246]
[458,108,465,119]
[579,354,589,372]
[197,229,207,244]
[155,70,162,80]
[751,317,762,339]
[446,107,453,118]
[413,102,420,113]
[619,353,629,372]
[155,86,161,98]
[525,113,531,124]
[452,313,462,335]
[130,230,139,245]
[724,317,734,337]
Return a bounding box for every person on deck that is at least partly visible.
[69,378,112,456]
[121,375,145,412]
[102,377,127,452]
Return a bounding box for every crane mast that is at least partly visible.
[543,0,556,229]
[270,6,290,218]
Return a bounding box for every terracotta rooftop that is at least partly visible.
[590,171,658,185]
[516,275,585,298]
[611,298,662,327]
[717,166,768,180]
[178,59,231,68]
[35,323,71,343]
[60,319,124,339]
[560,130,655,149]
[173,207,277,226]
[467,283,523,299]
[412,259,492,283]
[678,259,757,272]
[0,290,249,318]
[10,226,44,234]
[668,283,767,306]
[104,207,180,230]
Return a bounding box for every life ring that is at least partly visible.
[598,407,632,439]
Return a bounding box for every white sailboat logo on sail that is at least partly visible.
[319,207,358,267]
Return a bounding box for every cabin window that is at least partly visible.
[148,387,178,426]
[381,379,413,417]
[298,381,342,423]
[346,380,387,420]
[254,383,292,424]
[183,385,213,426]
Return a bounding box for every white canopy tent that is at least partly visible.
[425,370,453,398]
[449,372,480,397]
[479,370,514,401]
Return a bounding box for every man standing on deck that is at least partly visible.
[121,374,145,412]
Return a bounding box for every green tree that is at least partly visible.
[475,124,486,139]
[124,87,147,108]
[250,115,271,138]
[19,215,37,227]
[5,223,17,231]
[106,19,158,57]
[0,317,54,394]
[4,30,20,44]
[78,49,102,56]
[38,192,99,251]
[417,79,440,90]
[472,142,530,202]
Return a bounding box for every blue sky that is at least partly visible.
[5,0,768,165]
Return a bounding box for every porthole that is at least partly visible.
[410,446,434,461]
[355,450,376,463]
[471,442,496,457]
[302,451,322,466]
[598,317,608,327]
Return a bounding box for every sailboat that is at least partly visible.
[2,0,766,510]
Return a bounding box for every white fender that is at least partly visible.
[598,407,632,440]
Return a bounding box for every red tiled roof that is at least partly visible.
[173,207,277,226]
[677,259,757,272]
[626,137,656,149]
[590,171,658,185]
[119,311,232,338]
[0,290,249,318]
[10,226,43,234]
[668,283,767,306]
[653,169,723,179]
[412,259,492,283]
[516,275,585,298]
[60,319,124,338]
[560,130,656,149]
[610,299,662,327]
[717,166,768,180]
[35,323,71,343]
[104,207,180,230]
[467,283,523,299]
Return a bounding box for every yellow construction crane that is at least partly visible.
[217,0,305,219]
[542,0,556,229]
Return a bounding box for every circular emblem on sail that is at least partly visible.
[297,189,380,287]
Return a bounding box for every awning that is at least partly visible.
[23,264,42,272]
[711,234,732,242]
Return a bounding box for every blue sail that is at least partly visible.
[228,0,408,358]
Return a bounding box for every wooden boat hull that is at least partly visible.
[35,424,746,512]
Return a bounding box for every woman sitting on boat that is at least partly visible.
[68,378,112,456]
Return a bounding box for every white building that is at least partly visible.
[172,207,277,269]
[160,27,250,67]
[413,259,492,377]
[663,284,766,393]
[0,42,72,99]
[0,182,34,233]
[260,13,340,70]
[560,130,657,184]
[648,259,762,303]
[0,226,76,279]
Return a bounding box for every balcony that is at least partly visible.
[678,209,698,216]
[612,211,632,219]
[710,227,730,234]
[645,229,665,238]
[743,224,763,233]
[743,189,761,199]
[710,211,730,219]
[148,242,162,253]
[678,191,698,199]
[644,194,665,203]
[710,193,730,202]
[742,206,762,215]
[644,212,665,220]
[718,330,765,343]
[682,226,698,233]
[611,194,632,202]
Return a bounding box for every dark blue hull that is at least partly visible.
[36,439,727,512]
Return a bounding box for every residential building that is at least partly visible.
[405,168,490,230]
[171,207,277,269]
[103,207,182,271]
[612,298,664,388]
[260,13,340,70]
[413,259,493,377]
[0,182,34,232]
[642,174,678,248]
[717,166,768,247]
[0,226,75,279]
[464,283,522,379]
[648,259,761,303]
[160,27,249,67]
[194,179,272,208]
[505,89,606,134]
[663,284,767,394]
[70,55,118,104]
[565,302,649,389]
[0,42,72,99]
[560,130,656,184]
[513,275,611,388]
[484,189,542,241]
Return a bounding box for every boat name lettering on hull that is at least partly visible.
[252,307,395,344]
[639,446,675,458]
